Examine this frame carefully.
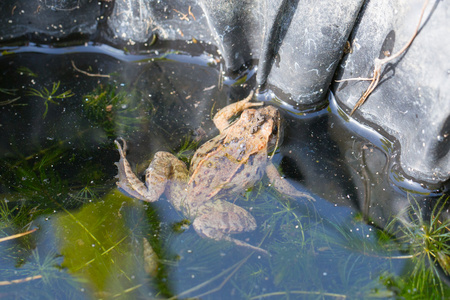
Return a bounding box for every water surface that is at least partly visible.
[0,42,449,299]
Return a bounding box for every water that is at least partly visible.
[0,41,449,299]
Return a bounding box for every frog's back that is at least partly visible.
[187,137,267,208]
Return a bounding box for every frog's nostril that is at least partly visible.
[256,115,265,125]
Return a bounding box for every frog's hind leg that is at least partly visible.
[114,138,187,203]
[115,138,151,200]
[192,200,269,255]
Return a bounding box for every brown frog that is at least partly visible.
[114,92,314,255]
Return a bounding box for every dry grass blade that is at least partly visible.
[71,60,110,78]
[0,228,37,243]
[0,275,42,286]
[338,0,430,116]
[250,290,347,299]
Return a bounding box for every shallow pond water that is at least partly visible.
[0,41,449,299]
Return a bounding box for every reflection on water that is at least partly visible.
[0,42,449,299]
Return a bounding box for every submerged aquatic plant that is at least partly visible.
[386,195,450,295]
[26,81,74,118]
[0,201,25,232]
[16,66,38,77]
[0,87,18,95]
[68,185,99,205]
[0,88,20,106]
[173,134,200,166]
[83,83,156,137]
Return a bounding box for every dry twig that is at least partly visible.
[173,6,196,21]
[0,275,42,286]
[188,6,196,21]
[71,60,110,78]
[0,228,37,243]
[338,0,430,116]
[173,9,189,21]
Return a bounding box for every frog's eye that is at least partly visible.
[272,125,278,135]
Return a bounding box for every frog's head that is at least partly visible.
[232,105,283,155]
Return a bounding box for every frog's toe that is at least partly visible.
[114,138,128,157]
[304,193,316,202]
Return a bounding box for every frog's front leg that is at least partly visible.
[193,200,269,255]
[213,91,263,132]
[114,138,188,203]
[265,162,316,202]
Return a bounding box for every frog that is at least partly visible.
[114,91,315,255]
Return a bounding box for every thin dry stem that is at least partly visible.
[0,275,42,286]
[250,290,347,299]
[335,77,372,82]
[0,228,37,243]
[71,60,110,78]
[338,0,430,116]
